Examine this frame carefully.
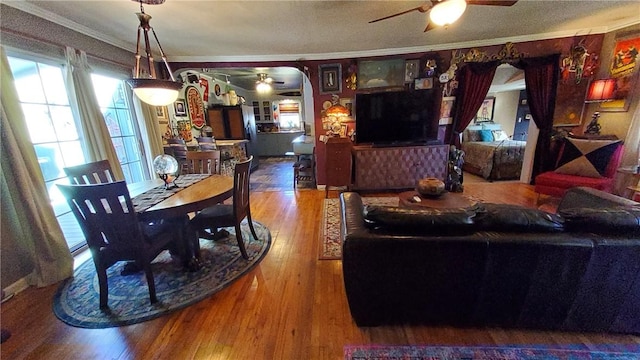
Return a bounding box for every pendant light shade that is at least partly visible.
[127,3,182,106]
[430,0,467,26]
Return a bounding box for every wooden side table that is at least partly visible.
[398,191,477,209]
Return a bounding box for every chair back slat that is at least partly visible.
[232,156,253,219]
[64,160,115,184]
[58,182,144,252]
[186,150,221,174]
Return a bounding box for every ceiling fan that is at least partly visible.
[256,73,285,85]
[370,0,518,32]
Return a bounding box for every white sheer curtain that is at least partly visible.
[65,47,124,180]
[132,97,166,176]
[0,46,73,287]
[613,98,640,196]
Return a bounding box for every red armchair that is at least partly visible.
[535,137,624,198]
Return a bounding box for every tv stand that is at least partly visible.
[352,144,449,191]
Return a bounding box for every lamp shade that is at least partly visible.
[325,104,350,118]
[585,79,616,103]
[128,78,182,106]
[430,0,467,26]
[256,81,272,93]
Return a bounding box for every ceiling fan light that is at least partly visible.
[256,81,272,93]
[430,0,467,26]
[128,78,181,106]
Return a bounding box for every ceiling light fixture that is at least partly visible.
[126,0,182,106]
[256,73,272,93]
[429,0,467,27]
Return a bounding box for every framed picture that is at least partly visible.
[174,100,186,116]
[405,59,420,83]
[415,78,434,90]
[473,97,495,123]
[155,106,168,123]
[601,33,640,112]
[439,96,455,124]
[319,63,342,94]
[339,98,353,116]
[358,59,405,89]
[339,124,348,138]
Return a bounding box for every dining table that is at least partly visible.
[128,174,234,271]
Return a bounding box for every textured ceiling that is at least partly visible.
[5,0,640,91]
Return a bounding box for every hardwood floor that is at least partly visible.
[2,167,638,359]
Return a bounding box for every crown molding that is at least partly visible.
[3,1,131,52]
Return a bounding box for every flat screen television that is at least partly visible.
[354,89,438,146]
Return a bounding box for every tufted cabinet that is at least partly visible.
[352,145,449,190]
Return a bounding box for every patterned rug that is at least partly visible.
[53,221,271,328]
[319,197,398,260]
[344,345,640,360]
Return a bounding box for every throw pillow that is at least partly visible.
[554,138,622,178]
[465,130,482,142]
[479,129,494,142]
[559,207,640,235]
[492,130,509,141]
[363,205,476,234]
[474,203,564,232]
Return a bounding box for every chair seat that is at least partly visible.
[191,204,234,227]
[535,171,614,197]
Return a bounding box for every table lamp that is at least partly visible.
[583,78,616,135]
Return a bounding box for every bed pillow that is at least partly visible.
[479,129,494,142]
[554,138,622,178]
[492,130,509,141]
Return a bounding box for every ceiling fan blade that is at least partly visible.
[424,21,437,32]
[273,81,285,85]
[369,4,431,23]
[467,0,517,6]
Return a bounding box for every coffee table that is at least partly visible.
[398,190,477,209]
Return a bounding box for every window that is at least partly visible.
[91,74,147,183]
[277,100,301,130]
[7,56,87,252]
[8,55,148,252]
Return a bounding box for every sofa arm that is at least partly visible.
[339,192,368,238]
[558,187,638,211]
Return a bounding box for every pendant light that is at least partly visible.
[127,0,182,106]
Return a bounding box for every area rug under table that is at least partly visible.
[53,221,271,328]
[344,345,640,360]
[319,197,398,260]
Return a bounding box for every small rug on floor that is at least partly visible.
[53,221,271,328]
[344,345,640,360]
[319,197,398,260]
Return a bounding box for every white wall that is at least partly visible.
[489,90,520,137]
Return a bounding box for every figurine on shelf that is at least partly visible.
[446,145,465,193]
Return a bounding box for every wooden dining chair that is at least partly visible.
[63,160,115,184]
[190,156,257,259]
[167,142,189,174]
[196,136,217,151]
[185,150,221,175]
[57,181,183,309]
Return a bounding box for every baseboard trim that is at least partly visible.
[2,276,30,302]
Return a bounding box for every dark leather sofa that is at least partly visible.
[340,187,640,333]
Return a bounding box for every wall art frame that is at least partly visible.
[319,63,342,94]
[405,59,420,83]
[174,99,187,116]
[439,96,455,125]
[155,106,168,124]
[357,58,405,89]
[473,97,495,123]
[600,33,640,112]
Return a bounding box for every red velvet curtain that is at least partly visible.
[449,61,499,146]
[513,54,560,179]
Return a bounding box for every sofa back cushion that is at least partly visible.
[559,207,640,235]
[363,205,476,234]
[474,203,565,232]
[554,138,623,178]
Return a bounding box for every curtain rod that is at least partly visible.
[1,27,131,69]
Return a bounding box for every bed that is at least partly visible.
[461,124,526,181]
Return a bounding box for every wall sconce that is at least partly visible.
[583,78,616,135]
[127,0,182,106]
[429,0,467,26]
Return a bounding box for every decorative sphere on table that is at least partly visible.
[416,177,446,198]
[153,154,180,189]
